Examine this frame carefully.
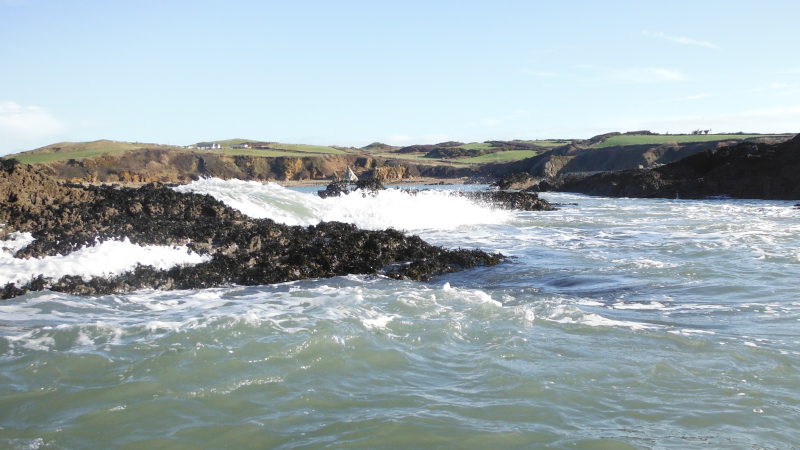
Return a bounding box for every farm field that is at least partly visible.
[213,148,310,158]
[266,143,346,154]
[459,149,540,164]
[457,142,495,150]
[525,139,571,148]
[11,141,186,164]
[9,140,348,164]
[593,134,790,148]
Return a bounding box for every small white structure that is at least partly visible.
[231,143,250,149]
[197,142,222,149]
[345,167,358,182]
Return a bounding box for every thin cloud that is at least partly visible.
[0,101,66,154]
[519,69,560,77]
[643,30,718,49]
[656,93,712,104]
[481,110,528,127]
[385,133,454,146]
[610,67,686,83]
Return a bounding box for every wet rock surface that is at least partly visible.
[454,190,555,211]
[318,179,555,211]
[533,135,800,199]
[0,162,502,299]
[317,178,386,198]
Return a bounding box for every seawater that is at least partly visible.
[1,180,799,449]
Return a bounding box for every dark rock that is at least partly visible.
[0,162,502,299]
[491,172,537,190]
[318,179,555,211]
[537,136,800,200]
[317,180,350,199]
[455,190,555,211]
[317,178,386,198]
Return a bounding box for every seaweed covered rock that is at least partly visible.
[317,178,386,198]
[317,177,554,211]
[455,190,555,211]
[0,161,502,299]
[491,172,537,190]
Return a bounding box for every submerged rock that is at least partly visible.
[0,162,502,299]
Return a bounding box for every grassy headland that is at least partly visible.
[4,131,794,184]
[592,134,791,148]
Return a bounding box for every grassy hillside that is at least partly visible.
[459,150,541,164]
[10,140,186,165]
[9,139,348,164]
[458,142,495,150]
[213,148,312,158]
[593,134,790,148]
[267,144,346,154]
[208,138,255,147]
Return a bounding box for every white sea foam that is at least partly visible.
[0,236,210,286]
[534,302,656,331]
[174,178,513,231]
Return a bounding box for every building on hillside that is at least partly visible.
[197,142,222,149]
[231,143,250,149]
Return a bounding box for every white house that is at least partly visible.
[197,142,222,149]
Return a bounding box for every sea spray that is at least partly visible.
[0,236,209,286]
[174,178,515,230]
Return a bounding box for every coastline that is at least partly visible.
[75,176,477,189]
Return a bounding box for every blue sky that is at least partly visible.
[1,0,799,154]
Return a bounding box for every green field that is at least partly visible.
[209,138,256,147]
[266,143,346,154]
[526,140,571,148]
[458,142,495,150]
[214,148,310,158]
[361,152,470,166]
[8,139,347,164]
[459,150,541,164]
[593,134,789,148]
[10,141,186,164]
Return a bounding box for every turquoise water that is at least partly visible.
[1,182,799,449]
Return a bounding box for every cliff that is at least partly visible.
[534,134,800,200]
[31,149,479,184]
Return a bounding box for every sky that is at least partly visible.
[1,0,799,154]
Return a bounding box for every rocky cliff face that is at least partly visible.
[534,135,800,199]
[482,137,792,181]
[36,149,478,184]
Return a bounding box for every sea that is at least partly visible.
[1,179,799,449]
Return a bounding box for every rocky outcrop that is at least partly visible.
[317,178,554,211]
[482,136,795,182]
[317,179,386,199]
[30,149,472,184]
[535,135,800,199]
[491,172,537,190]
[0,161,502,299]
[454,190,554,211]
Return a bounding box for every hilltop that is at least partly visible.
[4,131,793,184]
